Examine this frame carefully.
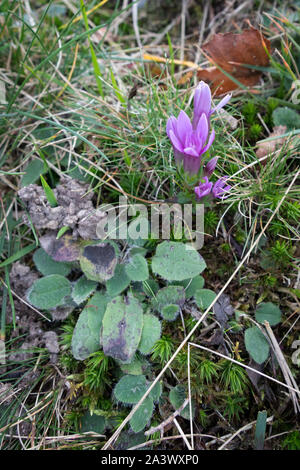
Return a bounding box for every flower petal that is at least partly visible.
[211,93,232,114]
[169,129,184,153]
[183,146,199,157]
[212,177,231,199]
[193,81,211,128]
[196,113,209,143]
[177,110,193,143]
[203,156,218,177]
[166,116,178,138]
[194,176,213,199]
[201,128,215,154]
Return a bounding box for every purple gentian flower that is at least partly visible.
[192,81,231,129]
[212,177,231,199]
[194,177,213,200]
[203,156,218,178]
[166,110,215,175]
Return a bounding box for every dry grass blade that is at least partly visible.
[128,433,226,450]
[264,321,300,413]
[187,342,194,449]
[0,397,53,434]
[173,417,192,450]
[28,432,106,450]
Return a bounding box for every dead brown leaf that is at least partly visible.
[145,64,167,89]
[255,125,299,165]
[197,28,271,95]
[256,125,287,162]
[177,70,194,86]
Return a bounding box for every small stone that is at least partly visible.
[18,178,104,239]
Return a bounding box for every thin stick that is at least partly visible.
[194,0,209,65]
[264,321,300,413]
[56,42,79,98]
[187,342,194,449]
[180,0,187,69]
[0,198,15,232]
[128,433,226,450]
[173,418,192,450]
[132,2,142,52]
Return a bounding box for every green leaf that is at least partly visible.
[110,68,126,104]
[194,289,217,310]
[155,285,185,308]
[138,314,161,355]
[169,385,195,420]
[130,395,154,433]
[71,292,108,360]
[254,410,267,450]
[40,175,58,207]
[40,234,81,262]
[290,288,300,299]
[72,276,97,305]
[244,327,270,364]
[106,264,131,297]
[116,430,147,450]
[33,248,71,276]
[161,304,180,321]
[119,356,148,375]
[101,294,144,363]
[125,254,149,282]
[114,374,147,404]
[148,381,162,402]
[21,159,46,187]
[80,0,103,97]
[0,243,36,268]
[255,302,282,326]
[152,285,185,321]
[79,243,117,282]
[80,411,106,435]
[63,160,89,182]
[142,279,159,297]
[182,276,205,298]
[130,247,147,256]
[27,274,72,310]
[273,107,300,130]
[152,241,206,281]
[56,226,70,239]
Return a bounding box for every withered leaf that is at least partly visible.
[197,28,271,95]
[255,125,299,164]
[213,293,234,329]
[177,70,194,86]
[40,233,81,262]
[246,358,264,391]
[101,295,143,363]
[128,81,142,100]
[79,243,117,282]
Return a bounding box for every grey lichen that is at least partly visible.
[18,178,105,239]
